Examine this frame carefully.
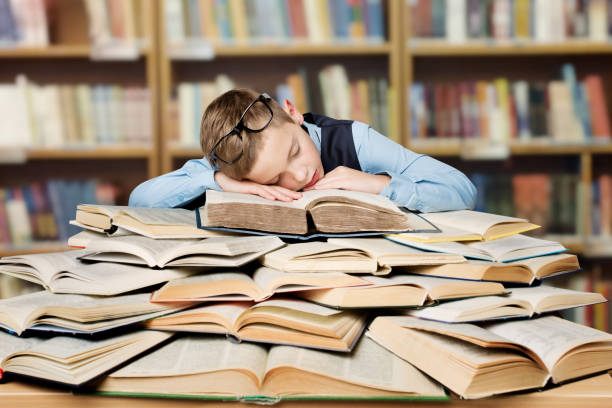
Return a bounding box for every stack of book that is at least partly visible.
[164,0,385,46]
[409,64,611,142]
[172,65,391,147]
[0,188,610,401]
[409,0,612,43]
[0,75,152,149]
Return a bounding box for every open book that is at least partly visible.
[198,189,437,238]
[95,335,446,401]
[0,291,188,335]
[405,285,607,323]
[387,234,568,263]
[419,210,540,241]
[0,329,172,386]
[150,267,369,303]
[145,298,367,352]
[295,275,506,309]
[69,230,284,268]
[368,315,612,399]
[74,204,219,238]
[406,253,580,284]
[0,250,199,295]
[261,239,465,275]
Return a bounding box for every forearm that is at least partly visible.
[129,159,220,208]
[380,168,477,212]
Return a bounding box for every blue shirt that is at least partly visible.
[129,120,477,212]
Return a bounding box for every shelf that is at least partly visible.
[0,242,68,257]
[168,42,392,59]
[582,239,612,258]
[408,139,612,157]
[407,39,612,57]
[0,45,150,59]
[16,147,154,160]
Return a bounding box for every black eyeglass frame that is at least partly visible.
[209,93,273,167]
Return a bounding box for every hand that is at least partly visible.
[302,166,391,194]
[214,172,302,202]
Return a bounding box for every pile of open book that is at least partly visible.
[0,189,610,402]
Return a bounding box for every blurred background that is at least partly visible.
[0,0,610,330]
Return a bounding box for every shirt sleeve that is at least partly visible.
[352,121,477,213]
[128,157,222,208]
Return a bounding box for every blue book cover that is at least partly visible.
[409,83,424,138]
[431,0,446,37]
[364,0,384,41]
[561,63,590,139]
[329,0,350,40]
[0,0,18,44]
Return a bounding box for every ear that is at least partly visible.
[282,99,304,125]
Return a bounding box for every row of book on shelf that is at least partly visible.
[164,0,385,48]
[409,64,611,141]
[410,0,612,43]
[172,65,393,147]
[0,179,118,248]
[0,75,152,149]
[0,189,610,400]
[0,0,147,48]
[472,172,582,237]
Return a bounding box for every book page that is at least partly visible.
[154,272,256,300]
[485,316,612,372]
[255,298,342,316]
[206,190,305,209]
[0,291,167,330]
[0,331,44,362]
[467,235,565,261]
[78,204,127,217]
[511,253,578,273]
[386,238,489,261]
[167,303,251,328]
[299,189,403,214]
[23,330,159,359]
[387,225,481,243]
[120,207,198,226]
[111,335,268,384]
[264,336,443,395]
[252,267,361,294]
[405,295,531,322]
[422,210,526,236]
[508,286,605,311]
[0,250,87,284]
[50,262,198,296]
[384,316,515,345]
[329,237,452,262]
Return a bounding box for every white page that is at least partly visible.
[485,316,612,372]
[0,250,88,284]
[0,331,44,362]
[120,207,197,226]
[111,336,268,384]
[422,210,527,236]
[406,295,532,321]
[386,238,490,261]
[50,262,198,295]
[265,336,444,395]
[467,235,565,261]
[508,286,606,312]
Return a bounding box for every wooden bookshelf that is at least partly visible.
[158,0,403,174]
[407,40,612,56]
[0,242,68,257]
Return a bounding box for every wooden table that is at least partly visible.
[2,373,611,408]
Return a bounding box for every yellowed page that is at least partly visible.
[405,295,532,322]
[0,250,87,285]
[264,336,444,395]
[485,316,612,373]
[508,286,606,313]
[422,210,528,237]
[110,336,268,385]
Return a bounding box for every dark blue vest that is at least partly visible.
[180,113,360,210]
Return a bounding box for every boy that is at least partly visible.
[130,88,476,212]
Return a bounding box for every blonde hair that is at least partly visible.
[200,88,294,180]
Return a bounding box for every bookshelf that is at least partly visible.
[400,0,612,258]
[0,0,160,256]
[157,0,402,174]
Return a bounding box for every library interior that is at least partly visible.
[1,0,612,407]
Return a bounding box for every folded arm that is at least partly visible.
[353,122,477,213]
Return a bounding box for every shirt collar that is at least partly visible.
[301,119,322,154]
